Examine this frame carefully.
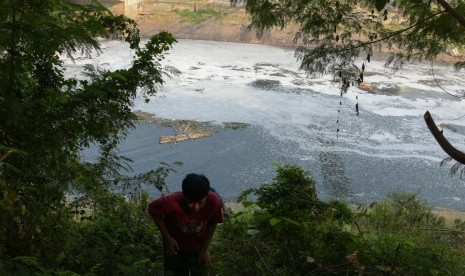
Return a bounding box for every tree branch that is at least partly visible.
[331,11,445,55]
[435,0,465,29]
[0,151,13,163]
[424,111,465,165]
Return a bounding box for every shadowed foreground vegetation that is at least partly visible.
[2,165,465,275]
[212,165,465,275]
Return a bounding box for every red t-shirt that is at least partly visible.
[148,191,224,251]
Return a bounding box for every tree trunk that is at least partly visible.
[424,111,465,164]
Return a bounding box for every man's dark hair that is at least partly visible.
[182,173,210,202]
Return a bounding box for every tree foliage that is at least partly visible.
[236,0,465,165]
[237,0,465,84]
[0,0,176,272]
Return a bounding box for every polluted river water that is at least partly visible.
[67,39,465,210]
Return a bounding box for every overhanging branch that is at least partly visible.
[424,111,465,165]
[331,11,445,55]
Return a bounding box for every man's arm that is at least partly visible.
[199,222,218,263]
[153,214,179,254]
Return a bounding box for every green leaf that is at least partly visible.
[242,201,254,208]
[269,217,282,226]
[281,216,301,227]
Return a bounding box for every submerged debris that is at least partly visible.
[357,81,377,93]
[249,79,281,91]
[133,112,250,144]
[159,132,214,144]
[223,122,249,129]
[158,119,216,144]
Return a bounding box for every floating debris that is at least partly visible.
[357,81,377,93]
[158,120,216,144]
[160,132,214,144]
[133,114,249,144]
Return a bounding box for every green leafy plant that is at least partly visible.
[0,0,175,274]
[61,191,163,275]
[213,164,355,275]
[212,165,465,275]
[352,192,465,275]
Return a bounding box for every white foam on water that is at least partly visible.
[151,38,464,161]
[63,39,465,206]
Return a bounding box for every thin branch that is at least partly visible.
[430,60,465,98]
[447,113,465,120]
[414,227,465,234]
[352,218,378,258]
[424,111,465,165]
[331,11,446,55]
[0,151,13,163]
[254,246,278,276]
[104,175,157,182]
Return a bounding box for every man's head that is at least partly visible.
[182,173,210,211]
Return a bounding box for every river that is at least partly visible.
[67,39,465,209]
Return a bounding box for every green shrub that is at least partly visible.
[61,191,163,275]
[212,164,356,275]
[0,189,165,275]
[212,165,465,275]
[174,9,224,23]
[353,192,465,275]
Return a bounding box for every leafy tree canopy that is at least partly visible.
[237,0,465,87]
[236,0,465,164]
[0,0,175,265]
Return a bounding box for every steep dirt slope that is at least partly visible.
[137,0,299,46]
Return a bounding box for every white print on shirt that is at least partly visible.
[180,218,205,234]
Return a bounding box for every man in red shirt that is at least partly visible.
[148,173,224,275]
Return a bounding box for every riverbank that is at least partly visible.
[137,0,299,47]
[136,0,465,64]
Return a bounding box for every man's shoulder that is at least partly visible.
[151,191,183,204]
[205,191,224,222]
[168,191,183,198]
[206,191,223,213]
[207,191,221,202]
